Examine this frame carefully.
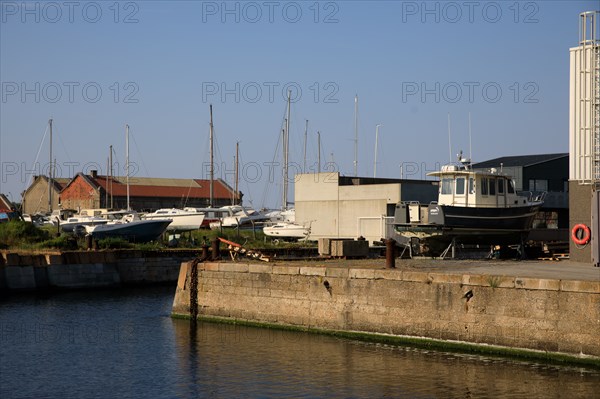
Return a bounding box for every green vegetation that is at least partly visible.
[0,220,50,249]
[0,220,315,252]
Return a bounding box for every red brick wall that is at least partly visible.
[59,176,100,210]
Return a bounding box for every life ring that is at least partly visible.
[571,224,591,246]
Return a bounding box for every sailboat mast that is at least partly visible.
[317,131,321,173]
[374,124,381,178]
[303,119,308,173]
[209,104,214,207]
[283,90,291,210]
[109,145,114,209]
[48,118,53,212]
[234,141,239,205]
[126,124,130,211]
[354,95,358,176]
[106,155,109,207]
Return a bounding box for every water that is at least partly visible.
[1,286,598,399]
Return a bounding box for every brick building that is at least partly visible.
[58,170,239,211]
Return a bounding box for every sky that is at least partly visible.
[0,0,597,209]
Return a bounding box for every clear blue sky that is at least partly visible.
[0,1,597,209]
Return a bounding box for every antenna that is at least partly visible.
[447,113,452,163]
[354,95,358,176]
[468,112,472,162]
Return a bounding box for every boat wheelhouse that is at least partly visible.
[393,159,544,256]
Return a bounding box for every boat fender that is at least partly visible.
[571,224,591,246]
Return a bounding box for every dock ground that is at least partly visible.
[270,258,600,282]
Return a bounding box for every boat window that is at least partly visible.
[489,178,496,195]
[498,179,504,194]
[508,180,515,193]
[456,177,465,195]
[481,178,488,195]
[468,177,474,194]
[441,178,454,195]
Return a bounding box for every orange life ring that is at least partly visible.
[571,224,591,246]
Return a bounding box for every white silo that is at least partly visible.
[569,11,600,263]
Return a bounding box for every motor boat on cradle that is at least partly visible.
[393,155,545,256]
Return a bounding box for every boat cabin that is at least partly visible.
[428,165,529,208]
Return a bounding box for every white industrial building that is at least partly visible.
[569,11,600,264]
[295,172,438,244]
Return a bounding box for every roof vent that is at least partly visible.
[91,170,98,178]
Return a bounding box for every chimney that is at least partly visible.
[91,170,98,178]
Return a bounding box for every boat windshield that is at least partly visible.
[441,178,453,195]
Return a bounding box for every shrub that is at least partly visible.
[0,220,49,248]
[97,237,133,249]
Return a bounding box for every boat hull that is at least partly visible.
[143,213,205,232]
[263,223,310,239]
[394,204,541,251]
[86,220,171,243]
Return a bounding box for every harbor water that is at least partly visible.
[1,286,598,399]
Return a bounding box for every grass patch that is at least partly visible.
[0,220,50,249]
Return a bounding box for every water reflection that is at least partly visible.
[1,288,597,399]
[172,319,598,399]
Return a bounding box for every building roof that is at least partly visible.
[472,153,568,169]
[65,173,236,200]
[0,194,13,210]
[22,175,70,195]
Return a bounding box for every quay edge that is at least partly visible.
[172,260,600,368]
[0,249,200,292]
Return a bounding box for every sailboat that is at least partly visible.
[85,125,172,242]
[263,91,311,240]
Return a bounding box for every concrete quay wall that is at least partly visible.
[172,262,600,361]
[0,250,196,292]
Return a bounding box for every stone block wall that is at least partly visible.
[173,262,600,358]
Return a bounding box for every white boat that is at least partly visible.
[393,154,544,256]
[60,216,108,233]
[208,206,269,230]
[85,213,172,243]
[142,208,205,232]
[263,221,310,240]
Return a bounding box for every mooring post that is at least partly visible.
[86,235,92,250]
[189,259,199,325]
[386,239,396,268]
[211,238,220,261]
[201,244,209,260]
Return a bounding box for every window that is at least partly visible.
[469,178,474,194]
[441,178,454,195]
[489,178,496,195]
[481,178,488,195]
[456,177,465,195]
[498,178,504,194]
[508,180,515,193]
